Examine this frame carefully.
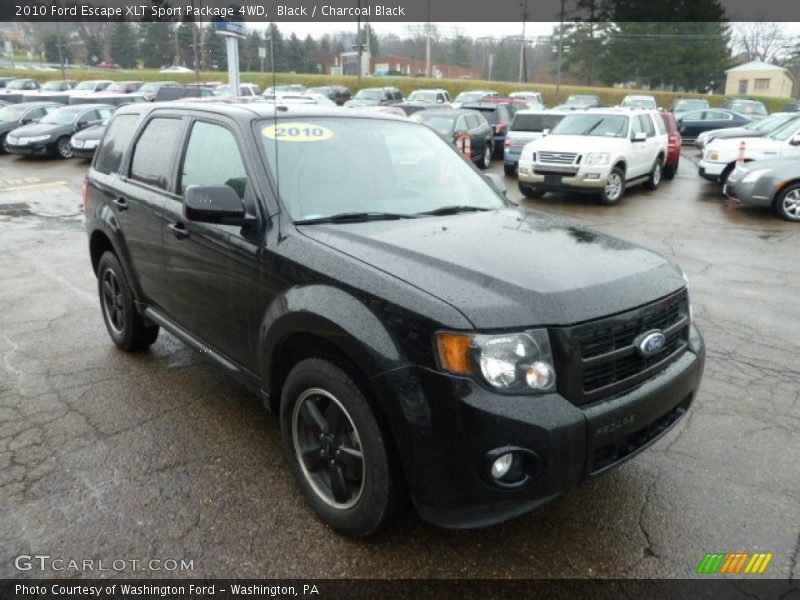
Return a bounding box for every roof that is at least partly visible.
[726,61,789,73]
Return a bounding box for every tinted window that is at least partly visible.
[130,117,184,190]
[95,114,140,175]
[705,111,731,120]
[638,115,655,137]
[180,122,248,200]
[476,108,498,125]
[465,114,480,129]
[511,113,564,132]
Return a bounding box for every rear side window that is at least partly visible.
[478,108,498,125]
[94,114,140,175]
[638,115,655,137]
[129,117,184,190]
[512,113,564,132]
[654,114,667,135]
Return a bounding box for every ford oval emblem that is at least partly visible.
[637,331,667,357]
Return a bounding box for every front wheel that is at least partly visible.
[280,358,401,537]
[643,158,663,190]
[519,182,545,199]
[56,136,73,159]
[774,184,800,221]
[598,167,625,205]
[97,252,159,351]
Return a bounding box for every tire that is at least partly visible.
[0,134,6,154]
[643,157,663,190]
[280,358,400,537]
[519,182,545,199]
[504,163,517,177]
[773,183,800,222]
[598,167,626,205]
[477,143,492,170]
[663,157,678,180]
[56,136,73,159]
[97,252,159,351]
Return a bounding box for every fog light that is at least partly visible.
[526,361,555,389]
[585,173,601,180]
[491,453,514,479]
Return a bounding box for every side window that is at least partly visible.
[129,117,184,190]
[455,116,468,132]
[28,107,45,120]
[638,115,655,137]
[654,114,667,135]
[94,114,140,175]
[180,121,249,201]
[98,107,114,120]
[630,115,644,137]
[466,114,479,129]
[705,110,730,121]
[81,110,100,124]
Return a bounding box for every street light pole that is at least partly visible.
[191,0,200,81]
[425,0,431,78]
[518,0,527,83]
[556,0,565,103]
[54,2,66,79]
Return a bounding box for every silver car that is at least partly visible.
[724,157,800,221]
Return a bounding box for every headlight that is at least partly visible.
[520,147,536,163]
[84,139,99,149]
[435,329,556,394]
[742,168,769,183]
[26,135,50,143]
[585,152,610,165]
[707,151,719,160]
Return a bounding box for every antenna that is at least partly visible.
[269,24,283,241]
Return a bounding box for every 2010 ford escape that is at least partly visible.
[84,102,705,537]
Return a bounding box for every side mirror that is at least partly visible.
[77,121,89,129]
[632,132,647,142]
[184,185,252,226]
[542,128,550,137]
[484,172,507,196]
[790,134,800,146]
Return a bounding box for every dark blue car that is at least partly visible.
[676,108,751,142]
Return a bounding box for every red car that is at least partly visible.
[660,111,682,179]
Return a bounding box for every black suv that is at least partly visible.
[85,102,705,537]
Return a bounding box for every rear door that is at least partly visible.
[161,116,263,369]
[637,114,660,171]
[115,114,187,308]
[628,116,649,177]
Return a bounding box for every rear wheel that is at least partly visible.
[598,167,625,205]
[280,358,400,537]
[774,184,800,222]
[663,157,678,180]
[97,252,159,351]
[56,136,73,159]
[643,158,663,190]
[477,143,492,169]
[519,182,545,199]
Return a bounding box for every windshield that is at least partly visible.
[8,80,31,90]
[354,89,384,101]
[769,119,800,141]
[550,113,629,137]
[512,113,565,132]
[75,81,99,91]
[753,113,797,132]
[0,106,24,122]
[139,83,160,93]
[260,118,505,221]
[40,108,80,126]
[730,101,767,115]
[621,97,657,109]
[675,99,708,111]
[42,81,67,91]
[409,91,436,102]
[564,95,599,107]
[412,113,456,134]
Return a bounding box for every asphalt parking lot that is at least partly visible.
[1,151,798,579]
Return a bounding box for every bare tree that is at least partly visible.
[734,22,786,63]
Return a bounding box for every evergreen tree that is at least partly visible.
[85,35,103,67]
[109,22,138,68]
[286,33,304,72]
[140,22,174,69]
[449,35,472,68]
[204,24,226,70]
[303,35,319,73]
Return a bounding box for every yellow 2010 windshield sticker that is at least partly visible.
[262,123,334,142]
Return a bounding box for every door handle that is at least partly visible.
[168,222,190,240]
[112,197,128,211]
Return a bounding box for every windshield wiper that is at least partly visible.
[294,211,420,225]
[416,205,492,217]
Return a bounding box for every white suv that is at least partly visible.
[698,119,800,185]
[517,109,668,204]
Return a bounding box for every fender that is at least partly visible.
[258,284,406,389]
[88,203,145,304]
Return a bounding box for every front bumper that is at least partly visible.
[71,144,97,159]
[372,325,705,529]
[4,141,54,156]
[697,159,727,182]
[518,160,611,192]
[723,175,773,207]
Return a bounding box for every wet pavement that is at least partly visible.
[0,151,798,579]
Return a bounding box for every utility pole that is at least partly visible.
[556,0,565,103]
[191,1,199,81]
[356,0,362,85]
[425,0,431,78]
[55,14,65,80]
[518,0,527,83]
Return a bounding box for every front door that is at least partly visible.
[161,118,262,370]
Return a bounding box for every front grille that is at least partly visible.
[538,151,580,165]
[552,289,690,406]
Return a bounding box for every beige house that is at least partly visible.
[724,61,794,98]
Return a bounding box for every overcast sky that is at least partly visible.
[251,22,556,40]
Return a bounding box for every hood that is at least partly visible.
[708,127,762,140]
[736,156,799,174]
[529,134,623,152]
[298,207,684,328]
[9,123,69,137]
[73,124,106,141]
[707,134,781,153]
